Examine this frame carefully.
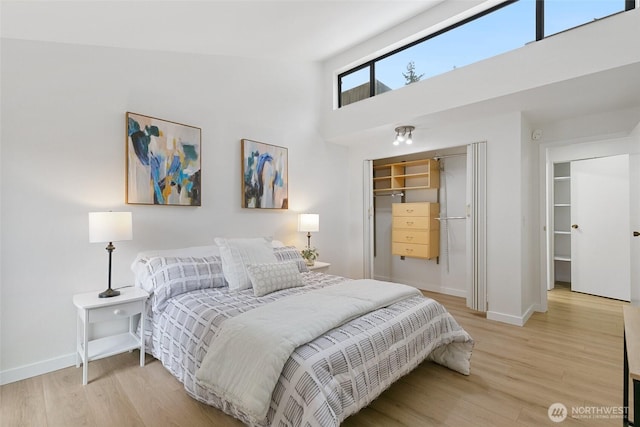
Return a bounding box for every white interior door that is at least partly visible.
[571,154,630,301]
[630,127,640,306]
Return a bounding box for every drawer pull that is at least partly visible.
[406,209,414,213]
[406,221,414,226]
[113,309,125,316]
[405,248,413,253]
[406,236,413,241]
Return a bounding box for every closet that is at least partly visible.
[373,159,441,260]
[371,148,468,296]
[553,162,572,284]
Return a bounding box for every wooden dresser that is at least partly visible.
[391,202,440,260]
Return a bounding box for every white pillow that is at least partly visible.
[246,261,303,297]
[271,240,285,248]
[214,237,277,291]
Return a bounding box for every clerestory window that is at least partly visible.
[338,0,634,108]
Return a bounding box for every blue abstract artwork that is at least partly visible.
[126,112,201,206]
[241,139,288,209]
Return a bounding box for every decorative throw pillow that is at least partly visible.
[215,237,278,291]
[246,261,303,297]
[143,255,227,313]
[273,246,310,273]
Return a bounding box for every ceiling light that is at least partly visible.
[393,126,415,145]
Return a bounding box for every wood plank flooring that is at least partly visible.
[1,285,629,426]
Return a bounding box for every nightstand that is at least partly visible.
[307,261,330,273]
[73,286,149,385]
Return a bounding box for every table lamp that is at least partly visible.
[89,211,133,298]
[298,213,319,249]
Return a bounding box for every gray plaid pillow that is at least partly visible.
[273,246,309,273]
[144,255,227,313]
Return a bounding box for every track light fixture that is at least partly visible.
[393,126,414,145]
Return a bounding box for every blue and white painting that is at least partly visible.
[242,139,288,209]
[126,112,201,206]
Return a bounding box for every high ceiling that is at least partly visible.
[2,1,639,137]
[0,0,442,61]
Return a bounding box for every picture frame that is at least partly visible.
[241,139,288,209]
[126,112,202,206]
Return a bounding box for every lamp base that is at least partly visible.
[99,288,121,298]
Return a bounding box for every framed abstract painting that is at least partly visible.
[126,112,202,206]
[241,139,288,209]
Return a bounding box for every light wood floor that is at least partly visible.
[1,285,629,426]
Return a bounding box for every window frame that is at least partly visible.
[337,0,634,108]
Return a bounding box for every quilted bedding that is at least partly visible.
[142,272,474,426]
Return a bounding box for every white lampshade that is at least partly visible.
[89,212,133,243]
[298,214,319,233]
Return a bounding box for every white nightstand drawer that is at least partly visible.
[88,300,143,323]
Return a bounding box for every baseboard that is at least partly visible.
[521,303,540,325]
[417,282,467,298]
[486,311,525,326]
[0,353,76,386]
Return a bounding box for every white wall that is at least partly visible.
[439,154,468,295]
[0,39,350,383]
[520,116,541,319]
[344,113,527,324]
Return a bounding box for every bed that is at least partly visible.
[132,238,474,426]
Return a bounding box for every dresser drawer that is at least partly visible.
[392,217,430,230]
[392,203,430,217]
[392,230,429,244]
[88,301,144,323]
[392,243,430,258]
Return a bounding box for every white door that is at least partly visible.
[571,154,630,301]
[630,127,640,306]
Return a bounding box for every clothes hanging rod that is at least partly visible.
[433,153,466,160]
[435,216,466,220]
[373,192,404,198]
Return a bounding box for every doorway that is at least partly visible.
[550,156,630,300]
[544,141,633,304]
[363,142,487,311]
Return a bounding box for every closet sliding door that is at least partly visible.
[363,160,374,279]
[466,142,487,312]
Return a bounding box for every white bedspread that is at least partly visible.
[195,279,421,423]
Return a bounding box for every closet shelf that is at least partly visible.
[374,173,431,180]
[554,231,571,235]
[554,203,571,207]
[554,176,571,181]
[374,185,433,193]
[554,255,571,261]
[373,159,439,192]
